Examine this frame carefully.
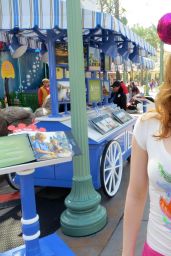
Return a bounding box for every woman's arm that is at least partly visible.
[122,136,148,256]
[35,148,52,154]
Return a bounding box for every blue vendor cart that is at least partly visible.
[34,105,135,197]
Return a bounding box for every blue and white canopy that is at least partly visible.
[0,0,156,56]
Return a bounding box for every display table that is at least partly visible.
[0,158,75,256]
[35,105,136,197]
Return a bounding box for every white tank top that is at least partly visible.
[134,117,171,255]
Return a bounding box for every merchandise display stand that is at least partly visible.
[35,105,136,197]
[0,158,75,256]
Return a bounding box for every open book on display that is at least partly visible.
[0,131,81,169]
[89,113,120,135]
[111,108,133,124]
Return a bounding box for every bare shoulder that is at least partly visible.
[140,111,161,122]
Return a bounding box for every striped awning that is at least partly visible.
[0,0,156,55]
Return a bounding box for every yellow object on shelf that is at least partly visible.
[1,60,15,78]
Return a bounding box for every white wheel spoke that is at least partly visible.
[104,166,113,172]
[108,174,113,192]
[114,171,119,179]
[115,164,122,169]
[114,154,120,164]
[106,154,112,165]
[112,173,115,187]
[105,171,112,185]
[111,149,116,163]
[111,147,116,163]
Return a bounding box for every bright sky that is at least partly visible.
[121,0,171,51]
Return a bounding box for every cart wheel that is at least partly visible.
[6,173,19,190]
[100,140,123,197]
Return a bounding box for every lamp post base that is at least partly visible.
[0,233,75,256]
[60,178,107,237]
[61,205,107,237]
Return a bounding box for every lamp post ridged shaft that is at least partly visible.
[60,0,107,236]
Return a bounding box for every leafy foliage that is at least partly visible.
[97,0,127,23]
[131,24,160,49]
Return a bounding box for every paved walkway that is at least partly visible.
[0,162,148,256]
[100,200,149,256]
[56,162,149,256]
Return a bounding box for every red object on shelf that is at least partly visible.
[157,13,171,45]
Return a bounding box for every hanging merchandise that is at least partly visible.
[9,35,27,58]
[40,42,48,63]
[101,35,118,58]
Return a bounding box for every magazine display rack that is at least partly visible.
[35,105,136,197]
[0,157,74,256]
[89,113,120,135]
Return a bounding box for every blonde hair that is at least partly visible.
[142,54,171,139]
[35,133,46,140]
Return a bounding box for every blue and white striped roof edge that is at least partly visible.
[0,0,156,55]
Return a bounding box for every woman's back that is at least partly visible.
[134,116,171,255]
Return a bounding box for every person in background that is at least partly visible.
[121,80,129,95]
[149,79,156,91]
[38,78,50,106]
[131,81,140,97]
[122,55,171,256]
[121,80,129,102]
[143,83,150,96]
[109,80,127,110]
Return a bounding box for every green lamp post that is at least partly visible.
[60,0,107,236]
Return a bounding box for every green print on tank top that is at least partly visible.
[158,163,171,183]
[158,163,171,229]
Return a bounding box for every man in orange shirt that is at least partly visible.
[38,78,50,106]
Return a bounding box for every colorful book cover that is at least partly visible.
[28,131,81,161]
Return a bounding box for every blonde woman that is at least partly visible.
[122,55,171,256]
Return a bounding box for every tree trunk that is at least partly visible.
[114,0,119,19]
